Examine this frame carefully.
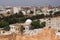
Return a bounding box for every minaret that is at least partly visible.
[33,1,36,15]
[33,7,36,15]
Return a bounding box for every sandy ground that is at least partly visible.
[0,28,60,40]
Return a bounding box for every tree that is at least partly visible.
[49,11,53,17]
[0,20,10,31]
[7,11,10,14]
[49,11,53,14]
[40,21,46,28]
[31,20,40,29]
[19,11,24,17]
[30,20,46,29]
[30,21,40,29]
[40,14,45,18]
[20,25,24,35]
[54,11,60,16]
[30,11,34,14]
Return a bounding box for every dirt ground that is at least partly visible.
[0,28,60,40]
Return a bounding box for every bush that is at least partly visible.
[0,20,10,31]
[30,11,34,14]
[31,21,40,29]
[49,11,53,13]
[30,20,46,29]
[54,11,60,16]
[40,21,46,28]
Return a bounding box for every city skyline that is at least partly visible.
[0,0,60,7]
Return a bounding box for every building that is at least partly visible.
[24,19,32,32]
[9,19,32,34]
[5,6,13,14]
[39,17,60,32]
[0,6,6,14]
[9,23,23,33]
[13,6,22,14]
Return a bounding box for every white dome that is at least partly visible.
[25,19,32,23]
[25,19,32,26]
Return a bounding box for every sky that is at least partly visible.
[0,0,60,7]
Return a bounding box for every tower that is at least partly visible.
[33,0,36,15]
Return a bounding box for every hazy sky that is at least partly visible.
[0,0,60,7]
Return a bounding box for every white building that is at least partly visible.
[24,19,32,32]
[22,11,26,15]
[27,10,31,14]
[13,7,21,14]
[0,6,13,14]
[5,6,13,14]
[9,25,16,32]
[40,17,60,31]
[0,6,6,14]
[0,10,6,14]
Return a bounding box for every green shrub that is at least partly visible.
[0,20,10,31]
[30,20,46,29]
